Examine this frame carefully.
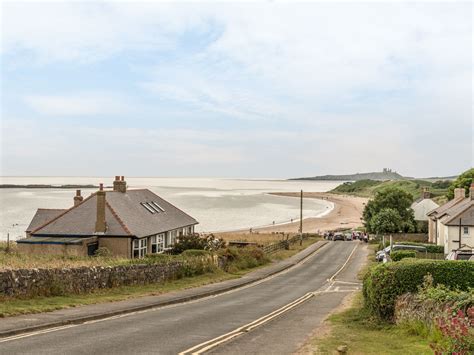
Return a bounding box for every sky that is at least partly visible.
[1,1,472,178]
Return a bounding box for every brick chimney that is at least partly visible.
[421,187,431,200]
[95,183,107,233]
[454,188,466,199]
[470,183,474,201]
[113,176,127,193]
[73,190,83,206]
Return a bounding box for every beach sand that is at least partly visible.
[254,192,368,234]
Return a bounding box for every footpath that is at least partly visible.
[0,240,328,338]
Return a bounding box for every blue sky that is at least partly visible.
[1,1,472,178]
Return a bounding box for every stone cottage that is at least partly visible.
[18,176,198,258]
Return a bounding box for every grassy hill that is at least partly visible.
[330,179,449,204]
[291,170,407,181]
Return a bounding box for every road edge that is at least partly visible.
[0,240,330,339]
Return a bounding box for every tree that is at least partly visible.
[446,168,474,200]
[363,187,415,233]
[370,208,403,234]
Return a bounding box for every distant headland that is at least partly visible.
[290,168,457,182]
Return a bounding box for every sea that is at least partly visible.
[0,177,342,241]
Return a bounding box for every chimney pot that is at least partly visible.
[121,176,124,181]
[115,176,120,181]
[99,183,104,191]
[73,189,84,206]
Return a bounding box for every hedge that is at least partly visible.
[395,242,444,254]
[391,250,416,261]
[363,259,474,321]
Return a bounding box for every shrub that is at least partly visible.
[363,259,474,321]
[391,250,416,261]
[171,234,225,254]
[431,306,474,354]
[181,249,210,257]
[218,246,269,273]
[94,247,112,257]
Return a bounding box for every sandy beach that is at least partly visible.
[254,192,368,234]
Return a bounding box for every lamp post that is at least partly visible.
[6,223,19,253]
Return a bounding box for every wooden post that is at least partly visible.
[6,233,10,253]
[300,190,303,246]
[459,218,462,249]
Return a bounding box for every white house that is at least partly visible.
[427,185,473,254]
[411,188,439,222]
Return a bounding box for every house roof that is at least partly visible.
[410,199,439,221]
[30,189,198,238]
[26,209,66,232]
[17,236,88,245]
[427,196,465,219]
[443,199,474,226]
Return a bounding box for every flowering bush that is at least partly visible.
[430,306,474,354]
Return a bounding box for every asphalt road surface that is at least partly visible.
[0,241,368,355]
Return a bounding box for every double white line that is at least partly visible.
[180,243,360,354]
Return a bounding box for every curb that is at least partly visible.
[0,241,329,339]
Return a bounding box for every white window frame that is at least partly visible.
[133,238,147,258]
[151,234,165,253]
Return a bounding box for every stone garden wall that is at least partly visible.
[1,258,215,298]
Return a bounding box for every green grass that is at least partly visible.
[0,270,237,317]
[0,237,321,318]
[331,179,448,203]
[310,244,432,354]
[313,294,432,354]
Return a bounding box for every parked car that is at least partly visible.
[446,250,474,261]
[333,233,345,241]
[345,233,353,241]
[376,244,427,262]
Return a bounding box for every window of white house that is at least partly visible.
[133,239,147,258]
[151,234,165,253]
[463,227,469,235]
[167,230,177,247]
[187,226,193,234]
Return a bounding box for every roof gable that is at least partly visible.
[105,189,198,238]
[30,189,198,238]
[32,194,130,236]
[26,209,66,232]
[427,196,465,218]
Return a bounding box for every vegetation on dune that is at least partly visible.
[331,178,449,203]
[446,168,474,200]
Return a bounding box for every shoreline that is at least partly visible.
[223,192,367,234]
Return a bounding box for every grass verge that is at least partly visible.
[309,243,432,354]
[313,294,432,354]
[0,237,321,318]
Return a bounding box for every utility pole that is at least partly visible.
[300,190,303,246]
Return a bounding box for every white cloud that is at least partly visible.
[24,93,133,116]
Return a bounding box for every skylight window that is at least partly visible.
[152,202,165,212]
[140,201,165,214]
[141,203,156,214]
[147,203,162,213]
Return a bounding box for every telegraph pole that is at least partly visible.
[299,190,303,246]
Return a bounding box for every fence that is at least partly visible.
[262,234,309,254]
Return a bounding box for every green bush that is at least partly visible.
[363,259,474,321]
[391,250,416,261]
[181,249,210,257]
[218,246,269,273]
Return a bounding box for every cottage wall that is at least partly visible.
[99,237,131,258]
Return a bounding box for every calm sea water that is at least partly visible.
[0,177,341,241]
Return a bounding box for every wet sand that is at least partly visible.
[255,192,368,234]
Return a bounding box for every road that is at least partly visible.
[0,241,368,355]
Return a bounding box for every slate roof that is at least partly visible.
[30,189,198,238]
[427,196,465,219]
[26,209,66,233]
[443,199,474,226]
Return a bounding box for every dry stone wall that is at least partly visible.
[1,258,215,298]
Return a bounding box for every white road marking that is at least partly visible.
[0,242,330,343]
[179,243,361,354]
